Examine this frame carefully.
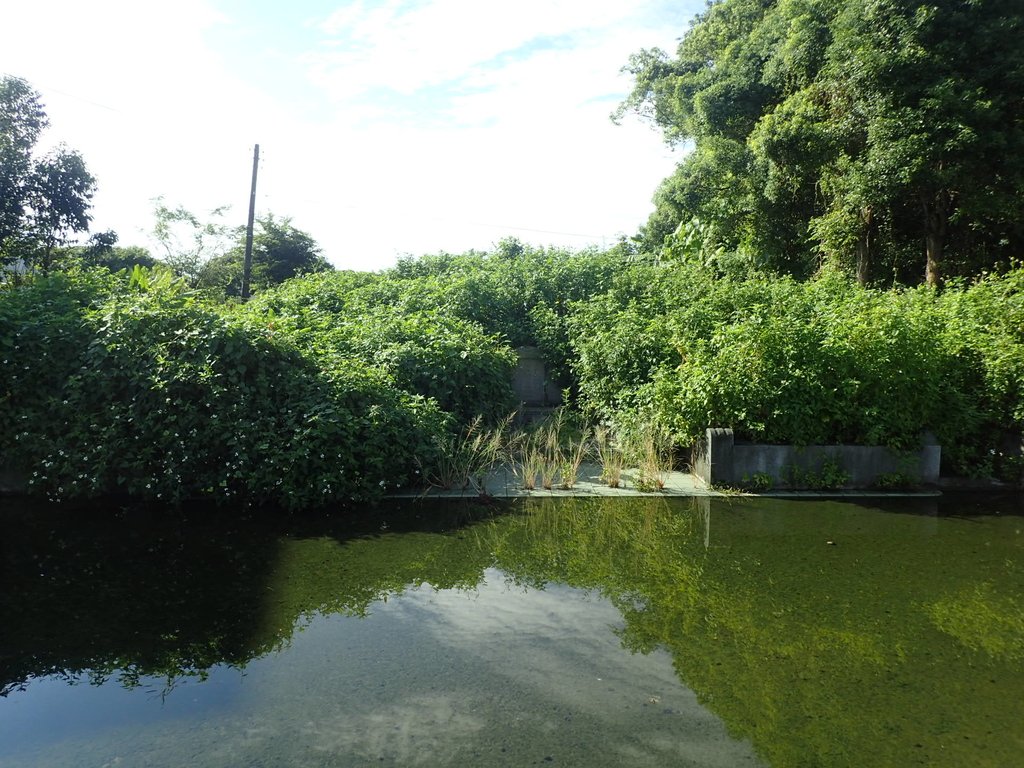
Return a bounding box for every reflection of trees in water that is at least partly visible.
[1,505,272,697]
[2,495,1022,767]
[0,500,498,697]
[2,497,701,697]
[496,496,1024,768]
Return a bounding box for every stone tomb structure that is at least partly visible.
[511,346,563,423]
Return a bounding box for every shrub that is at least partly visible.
[1,269,448,508]
[251,244,630,406]
[248,274,518,424]
[570,261,1024,480]
[649,277,958,450]
[937,268,1024,477]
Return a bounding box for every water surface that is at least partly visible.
[0,494,1021,766]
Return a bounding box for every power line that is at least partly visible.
[1,71,120,112]
[253,189,608,240]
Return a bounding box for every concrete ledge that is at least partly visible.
[694,428,940,490]
[389,463,719,499]
[0,467,29,495]
[387,462,942,499]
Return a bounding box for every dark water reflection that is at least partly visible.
[0,493,1022,766]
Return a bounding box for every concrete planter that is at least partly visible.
[694,428,940,490]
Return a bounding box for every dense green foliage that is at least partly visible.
[0,269,447,508]
[247,238,628,390]
[198,213,333,296]
[247,271,518,423]
[571,262,1024,478]
[53,230,159,274]
[4,243,1022,505]
[1,243,629,506]
[238,239,632,422]
[376,239,628,383]
[617,0,1024,286]
[0,76,96,272]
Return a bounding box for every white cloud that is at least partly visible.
[286,0,688,267]
[2,2,252,230]
[1,0,696,271]
[309,0,640,99]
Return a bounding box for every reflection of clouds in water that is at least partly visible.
[375,569,763,767]
[395,568,615,641]
[300,694,485,766]
[391,569,658,690]
[3,572,763,768]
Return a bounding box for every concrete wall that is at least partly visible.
[695,428,941,489]
[511,346,563,408]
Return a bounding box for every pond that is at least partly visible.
[0,493,1022,767]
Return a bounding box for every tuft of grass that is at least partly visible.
[514,432,545,491]
[624,421,673,493]
[420,415,511,495]
[540,421,560,490]
[558,432,591,490]
[512,408,595,492]
[594,425,624,488]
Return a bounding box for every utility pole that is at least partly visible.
[240,143,260,300]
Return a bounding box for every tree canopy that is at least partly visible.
[0,76,96,273]
[61,230,159,273]
[198,213,333,296]
[150,203,332,296]
[617,0,1024,286]
[150,199,233,287]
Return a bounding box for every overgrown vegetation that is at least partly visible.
[4,0,1024,506]
[616,0,1024,287]
[0,269,448,509]
[3,251,1023,507]
[571,263,1024,480]
[418,415,511,494]
[509,410,592,492]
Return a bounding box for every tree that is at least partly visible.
[198,213,332,296]
[0,76,96,272]
[56,230,158,273]
[821,0,1024,287]
[617,0,1024,286]
[0,77,45,248]
[151,198,233,286]
[616,0,828,276]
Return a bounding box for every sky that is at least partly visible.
[2,0,699,272]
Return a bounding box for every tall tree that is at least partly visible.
[0,76,96,272]
[198,213,332,296]
[617,0,1024,286]
[823,0,1024,287]
[0,77,46,249]
[150,198,233,286]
